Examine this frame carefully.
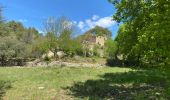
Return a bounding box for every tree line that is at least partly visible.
[0,12,83,66]
[0,6,113,66]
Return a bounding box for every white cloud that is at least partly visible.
[92,15,100,20]
[73,21,77,24]
[38,30,44,34]
[78,21,85,30]
[95,17,116,28]
[77,15,116,32]
[85,19,93,28]
[18,19,28,23]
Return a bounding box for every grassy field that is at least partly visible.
[0,66,170,100]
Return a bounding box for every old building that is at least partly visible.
[81,33,108,57]
[96,36,107,47]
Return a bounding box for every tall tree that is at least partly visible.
[43,16,80,57]
[109,0,170,66]
[44,16,76,37]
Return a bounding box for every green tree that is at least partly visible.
[31,36,50,58]
[58,29,82,57]
[109,0,170,66]
[6,21,25,38]
[44,16,80,57]
[21,27,39,44]
[0,7,46,65]
[0,36,19,65]
[105,39,118,59]
[85,26,112,38]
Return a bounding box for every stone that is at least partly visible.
[57,51,66,59]
[42,50,54,59]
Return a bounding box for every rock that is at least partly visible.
[57,51,66,59]
[25,59,106,68]
[25,62,34,67]
[42,50,55,59]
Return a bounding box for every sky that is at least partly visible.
[0,0,119,38]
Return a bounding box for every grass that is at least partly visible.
[0,66,169,100]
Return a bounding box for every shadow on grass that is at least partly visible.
[65,69,170,100]
[0,81,11,100]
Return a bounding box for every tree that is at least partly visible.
[109,0,170,66]
[0,6,4,23]
[0,36,20,65]
[0,7,8,37]
[85,26,112,38]
[0,6,49,65]
[21,27,39,44]
[6,21,25,38]
[31,36,50,58]
[115,23,138,62]
[105,39,118,59]
[43,16,80,57]
[44,16,76,37]
[58,29,82,57]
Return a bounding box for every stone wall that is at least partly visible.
[95,36,107,47]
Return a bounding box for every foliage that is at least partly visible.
[0,81,11,100]
[46,32,58,52]
[109,0,170,66]
[31,37,50,58]
[0,5,111,65]
[85,26,112,38]
[0,19,42,65]
[0,14,83,65]
[43,16,82,57]
[105,39,118,59]
[58,30,83,56]
[0,36,23,65]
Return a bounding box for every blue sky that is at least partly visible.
[0,0,119,38]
